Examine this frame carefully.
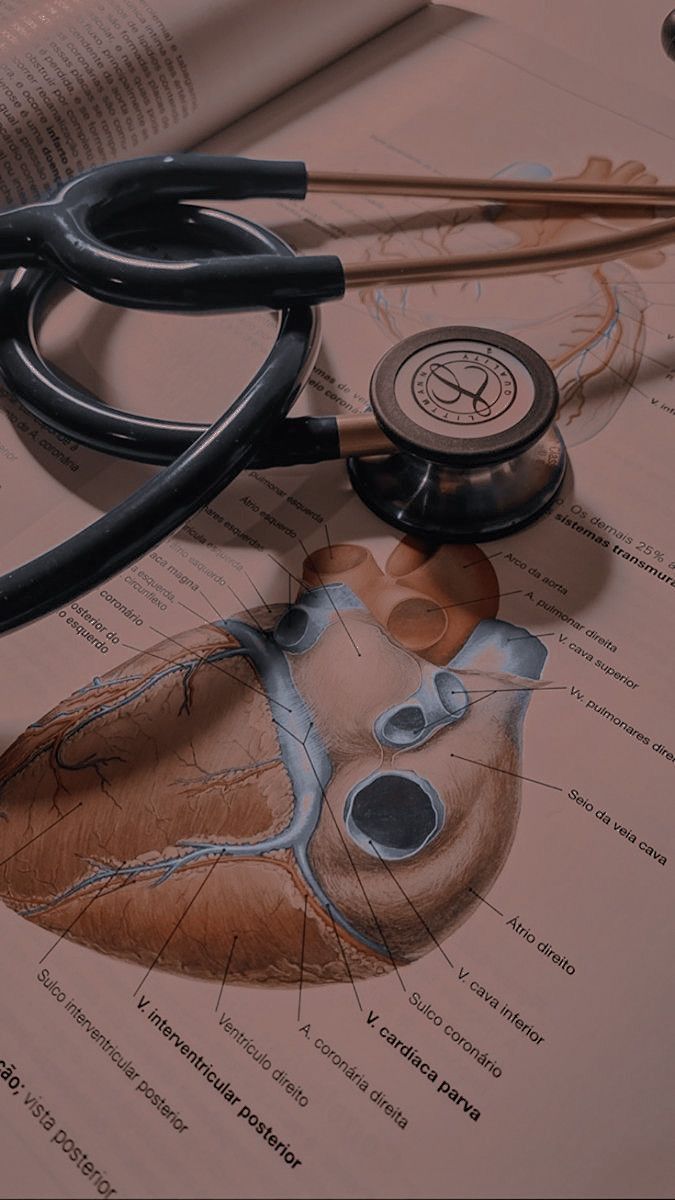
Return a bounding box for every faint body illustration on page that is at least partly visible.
[0,539,548,986]
[359,157,664,444]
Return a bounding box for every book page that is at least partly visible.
[0,0,423,206]
[0,9,674,1198]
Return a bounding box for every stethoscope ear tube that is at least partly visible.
[4,150,675,310]
[0,155,345,310]
[0,206,319,634]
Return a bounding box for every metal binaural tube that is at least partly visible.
[308,170,675,209]
[342,213,675,288]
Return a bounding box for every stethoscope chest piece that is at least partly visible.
[348,325,567,541]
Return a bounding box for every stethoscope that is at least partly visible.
[1,150,675,635]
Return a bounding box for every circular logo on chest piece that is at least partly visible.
[392,333,538,446]
[412,348,517,427]
[369,326,558,465]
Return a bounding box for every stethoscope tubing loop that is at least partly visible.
[0,327,306,632]
[0,202,327,464]
[0,154,346,311]
[0,203,319,633]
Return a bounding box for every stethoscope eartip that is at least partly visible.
[661,9,675,59]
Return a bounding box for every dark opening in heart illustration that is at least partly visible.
[0,539,547,985]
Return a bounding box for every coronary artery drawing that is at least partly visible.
[0,540,547,985]
[358,157,662,445]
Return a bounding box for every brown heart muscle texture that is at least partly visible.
[0,540,547,985]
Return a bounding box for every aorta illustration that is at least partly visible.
[0,539,547,985]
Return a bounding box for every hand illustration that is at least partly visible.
[494,157,666,270]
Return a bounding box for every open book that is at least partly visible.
[0,0,425,208]
[0,4,673,1198]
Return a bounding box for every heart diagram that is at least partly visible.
[0,539,547,986]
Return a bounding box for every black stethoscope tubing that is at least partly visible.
[1,203,338,468]
[0,202,318,634]
[0,155,344,310]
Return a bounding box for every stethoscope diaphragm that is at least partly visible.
[348,325,567,541]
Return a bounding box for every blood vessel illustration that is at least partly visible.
[0,540,547,984]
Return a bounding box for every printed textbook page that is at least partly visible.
[0,9,674,1199]
[0,0,424,207]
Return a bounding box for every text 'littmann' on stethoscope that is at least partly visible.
[1,120,675,634]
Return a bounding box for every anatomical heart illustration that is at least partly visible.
[0,540,547,985]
